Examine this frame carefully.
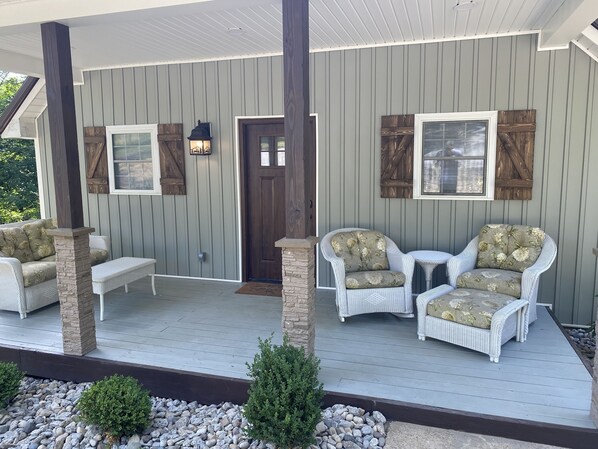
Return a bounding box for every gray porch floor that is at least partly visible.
[0,277,593,429]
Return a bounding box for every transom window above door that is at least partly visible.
[260,136,285,166]
[106,124,161,195]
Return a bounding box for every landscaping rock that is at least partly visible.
[0,377,388,449]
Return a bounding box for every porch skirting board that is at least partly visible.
[0,344,596,449]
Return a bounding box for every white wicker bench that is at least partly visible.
[416,284,528,362]
[92,257,156,321]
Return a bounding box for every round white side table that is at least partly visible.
[408,250,453,291]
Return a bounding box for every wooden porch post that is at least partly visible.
[275,0,318,353]
[41,22,97,356]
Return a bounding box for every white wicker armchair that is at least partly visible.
[447,231,557,325]
[321,227,415,322]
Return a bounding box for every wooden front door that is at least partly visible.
[241,118,316,283]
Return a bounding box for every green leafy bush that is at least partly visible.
[0,362,23,408]
[244,336,324,449]
[77,374,151,441]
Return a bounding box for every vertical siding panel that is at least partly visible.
[544,49,570,320]
[372,48,388,235]
[576,52,598,324]
[73,83,90,228]
[328,51,344,229]
[217,60,238,280]
[192,62,213,278]
[357,48,373,228]
[343,50,358,226]
[205,61,226,279]
[558,48,591,323]
[181,63,200,276]
[314,52,330,286]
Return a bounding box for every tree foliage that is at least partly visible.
[0,72,39,224]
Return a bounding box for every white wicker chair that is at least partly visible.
[447,232,557,326]
[320,227,415,322]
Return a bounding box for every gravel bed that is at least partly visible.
[566,327,595,366]
[0,377,388,449]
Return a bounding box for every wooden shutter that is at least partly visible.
[158,123,186,195]
[495,110,536,200]
[84,127,109,194]
[381,114,414,198]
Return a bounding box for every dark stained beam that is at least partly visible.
[283,0,312,238]
[41,22,84,229]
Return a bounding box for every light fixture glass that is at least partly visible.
[454,1,476,12]
[188,121,212,155]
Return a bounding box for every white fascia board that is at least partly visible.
[0,48,83,84]
[0,0,214,28]
[0,80,45,139]
[539,0,598,50]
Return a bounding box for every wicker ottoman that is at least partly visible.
[416,284,528,362]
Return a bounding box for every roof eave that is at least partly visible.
[0,76,39,136]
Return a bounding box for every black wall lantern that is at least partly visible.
[188,121,212,155]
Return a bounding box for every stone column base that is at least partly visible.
[48,227,97,356]
[275,236,319,354]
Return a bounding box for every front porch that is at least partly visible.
[0,277,595,447]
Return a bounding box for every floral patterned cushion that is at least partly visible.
[427,288,516,329]
[0,227,35,263]
[23,219,57,260]
[21,261,57,288]
[456,269,522,298]
[345,270,405,289]
[330,230,389,273]
[90,249,109,265]
[476,224,545,273]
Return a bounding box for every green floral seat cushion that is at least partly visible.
[0,227,35,263]
[456,269,522,298]
[21,261,57,288]
[330,230,389,273]
[427,288,516,329]
[23,219,57,260]
[476,224,545,273]
[345,270,405,289]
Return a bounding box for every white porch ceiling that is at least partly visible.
[0,0,597,77]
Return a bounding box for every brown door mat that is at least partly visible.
[235,282,282,297]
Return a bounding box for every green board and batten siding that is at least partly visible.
[36,34,598,325]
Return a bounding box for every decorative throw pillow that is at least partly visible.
[330,230,390,273]
[23,219,56,260]
[501,225,545,272]
[0,227,35,263]
[476,224,545,273]
[476,224,509,269]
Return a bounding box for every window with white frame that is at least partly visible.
[413,111,497,200]
[106,124,161,194]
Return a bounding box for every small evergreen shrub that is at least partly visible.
[77,374,151,441]
[244,335,324,449]
[0,362,23,408]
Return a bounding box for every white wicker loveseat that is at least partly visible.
[447,224,557,328]
[321,227,415,322]
[0,218,110,318]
